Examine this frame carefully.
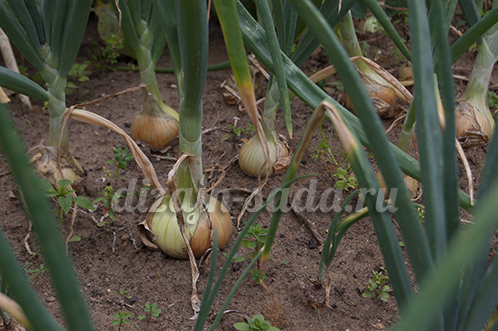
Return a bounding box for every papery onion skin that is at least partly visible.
[239,134,289,176]
[146,194,232,259]
[131,89,179,150]
[131,112,179,150]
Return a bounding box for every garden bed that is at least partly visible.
[0,12,491,331]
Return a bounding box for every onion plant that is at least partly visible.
[115,0,180,150]
[0,0,92,184]
[138,0,233,262]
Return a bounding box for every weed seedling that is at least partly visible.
[107,147,134,178]
[488,91,498,111]
[65,61,91,97]
[234,314,280,331]
[241,224,269,283]
[39,178,95,229]
[223,123,257,142]
[112,310,133,330]
[138,303,162,327]
[363,267,390,302]
[119,290,132,302]
[26,263,49,280]
[93,148,133,225]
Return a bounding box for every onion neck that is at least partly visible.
[40,53,69,151]
[136,45,179,121]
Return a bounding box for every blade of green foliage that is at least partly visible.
[362,0,412,61]
[431,1,461,328]
[450,5,498,63]
[283,2,298,55]
[209,252,262,330]
[0,230,62,330]
[459,0,481,27]
[129,0,143,31]
[271,0,286,49]
[0,104,93,330]
[5,0,41,53]
[254,0,292,137]
[25,0,46,45]
[117,0,141,52]
[176,0,208,143]
[235,0,474,213]
[290,0,356,66]
[152,0,182,82]
[149,9,167,65]
[0,66,48,100]
[392,181,498,331]
[319,190,359,281]
[0,2,44,70]
[462,253,498,331]
[408,0,447,262]
[41,0,54,46]
[287,0,434,287]
[431,0,459,242]
[50,0,69,68]
[59,0,92,77]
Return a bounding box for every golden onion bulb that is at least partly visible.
[142,194,232,259]
[239,134,289,176]
[131,89,179,150]
[344,72,397,118]
[398,62,413,81]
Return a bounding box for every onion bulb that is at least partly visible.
[30,144,84,185]
[398,62,413,81]
[131,88,179,150]
[239,133,289,176]
[139,193,232,259]
[455,40,495,145]
[344,68,398,118]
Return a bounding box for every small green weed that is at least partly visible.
[487,91,498,110]
[241,224,269,283]
[138,303,162,327]
[363,267,390,302]
[39,178,94,238]
[223,123,256,141]
[106,147,134,178]
[389,40,405,64]
[26,263,49,280]
[234,314,280,331]
[112,310,133,330]
[65,61,91,97]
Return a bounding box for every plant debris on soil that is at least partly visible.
[0,12,493,331]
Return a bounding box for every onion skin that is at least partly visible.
[344,73,397,118]
[131,88,179,150]
[131,112,179,150]
[145,194,232,259]
[239,134,289,176]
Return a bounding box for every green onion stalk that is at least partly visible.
[338,11,398,118]
[455,35,497,144]
[32,54,84,184]
[117,0,179,150]
[139,0,232,260]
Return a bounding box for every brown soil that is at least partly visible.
[0,12,492,331]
